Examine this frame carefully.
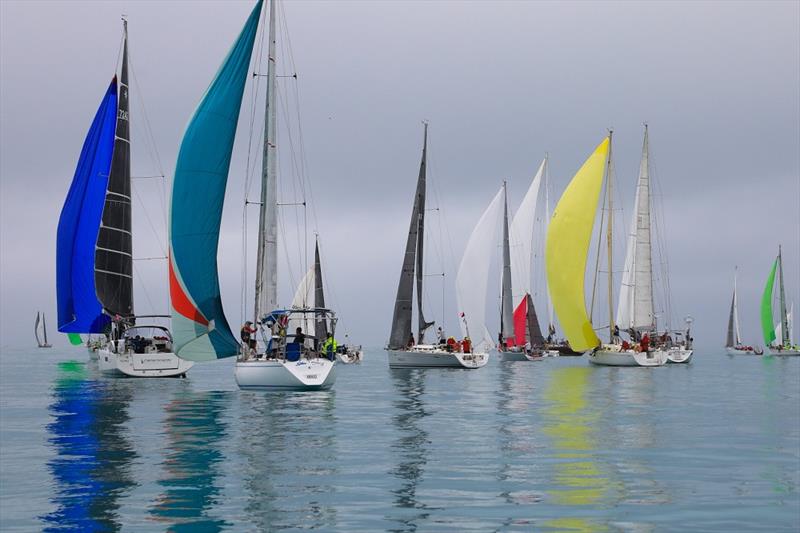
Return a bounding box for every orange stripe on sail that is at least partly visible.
[169,256,209,326]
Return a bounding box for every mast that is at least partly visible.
[95,18,134,320]
[606,131,615,342]
[500,181,514,341]
[254,0,278,323]
[778,245,789,345]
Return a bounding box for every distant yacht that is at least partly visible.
[34,312,52,348]
[761,246,799,355]
[725,267,761,355]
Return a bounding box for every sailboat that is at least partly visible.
[35,312,53,348]
[725,267,760,355]
[56,20,192,378]
[387,124,488,369]
[761,246,800,355]
[546,131,667,367]
[169,0,337,389]
[499,160,554,360]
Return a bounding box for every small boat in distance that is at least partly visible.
[725,267,761,355]
[387,124,487,369]
[35,312,52,348]
[761,246,800,355]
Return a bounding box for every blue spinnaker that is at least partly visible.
[57,79,117,333]
[169,0,263,361]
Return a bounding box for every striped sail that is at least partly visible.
[56,79,118,334]
[545,137,610,352]
[169,1,263,361]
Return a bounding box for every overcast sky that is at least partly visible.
[1,0,798,351]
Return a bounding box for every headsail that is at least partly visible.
[388,125,430,349]
[169,0,263,361]
[456,186,504,352]
[760,257,778,347]
[95,22,134,319]
[545,137,610,352]
[314,240,328,340]
[56,79,118,334]
[509,158,545,303]
[288,267,314,338]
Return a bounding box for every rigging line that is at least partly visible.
[131,183,167,257]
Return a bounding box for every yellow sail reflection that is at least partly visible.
[545,137,609,351]
[542,367,617,532]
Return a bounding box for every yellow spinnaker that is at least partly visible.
[545,137,609,351]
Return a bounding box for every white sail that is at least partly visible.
[509,158,545,305]
[456,186,504,352]
[616,126,655,331]
[287,267,315,338]
[789,302,795,345]
[544,159,554,333]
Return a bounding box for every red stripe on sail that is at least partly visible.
[169,256,209,326]
[509,296,527,347]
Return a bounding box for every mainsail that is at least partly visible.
[314,240,328,340]
[35,312,43,347]
[545,137,610,352]
[616,126,654,332]
[500,184,514,342]
[456,187,504,352]
[253,0,278,322]
[56,79,118,334]
[95,21,134,319]
[169,1,263,361]
[760,256,778,347]
[388,125,432,349]
[726,268,741,348]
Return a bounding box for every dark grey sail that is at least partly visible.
[35,312,43,347]
[778,246,789,345]
[726,291,736,348]
[389,125,431,349]
[526,294,545,348]
[415,125,434,342]
[500,183,514,341]
[95,21,133,319]
[314,240,328,341]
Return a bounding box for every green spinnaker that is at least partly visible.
[761,258,778,346]
[67,333,83,346]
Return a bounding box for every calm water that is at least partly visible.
[1,346,798,531]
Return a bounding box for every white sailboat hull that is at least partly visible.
[768,347,800,356]
[725,347,760,355]
[336,349,363,364]
[665,347,693,364]
[387,346,488,369]
[588,346,668,367]
[235,358,336,390]
[97,348,194,378]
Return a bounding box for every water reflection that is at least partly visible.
[388,369,433,532]
[42,361,137,532]
[149,390,232,531]
[238,391,337,530]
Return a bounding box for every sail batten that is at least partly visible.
[169,0,263,361]
[545,137,610,352]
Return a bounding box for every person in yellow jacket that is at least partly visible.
[322,333,338,361]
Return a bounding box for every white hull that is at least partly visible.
[725,347,760,355]
[336,350,363,364]
[97,348,194,378]
[387,345,488,369]
[665,348,693,364]
[235,358,336,390]
[768,347,800,356]
[588,346,668,367]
